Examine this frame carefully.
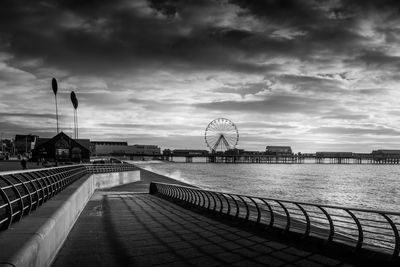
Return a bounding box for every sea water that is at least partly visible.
[132,161,400,211]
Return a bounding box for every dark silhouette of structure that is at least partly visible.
[32,132,90,162]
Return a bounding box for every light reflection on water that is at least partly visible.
[132,162,400,211]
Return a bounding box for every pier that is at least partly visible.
[161,150,400,164]
[162,154,400,164]
[0,165,399,266]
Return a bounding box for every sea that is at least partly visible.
[131,161,400,212]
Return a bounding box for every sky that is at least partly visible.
[1,0,400,152]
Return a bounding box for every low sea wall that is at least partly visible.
[0,166,140,267]
[93,171,140,189]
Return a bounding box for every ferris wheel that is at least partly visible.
[205,118,239,152]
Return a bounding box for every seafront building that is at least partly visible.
[14,134,38,156]
[32,132,91,162]
[265,146,293,155]
[90,141,128,155]
[90,141,161,156]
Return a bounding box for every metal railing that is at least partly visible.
[0,164,137,231]
[85,163,138,173]
[150,182,400,259]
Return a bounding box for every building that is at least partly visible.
[0,139,13,155]
[372,150,400,158]
[265,146,293,156]
[225,149,245,155]
[32,132,90,162]
[125,145,161,155]
[90,141,128,155]
[91,141,161,156]
[172,150,209,156]
[14,134,39,156]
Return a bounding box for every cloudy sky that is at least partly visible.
[1,0,400,152]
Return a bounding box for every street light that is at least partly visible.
[70,91,79,139]
[52,78,59,134]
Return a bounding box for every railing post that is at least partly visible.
[345,209,363,251]
[237,195,250,220]
[276,200,290,232]
[380,213,400,259]
[295,203,310,237]
[318,206,334,243]
[220,193,231,215]
[149,182,157,194]
[214,193,224,214]
[248,197,261,224]
[229,195,240,217]
[260,199,274,228]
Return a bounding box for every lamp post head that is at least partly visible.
[52,78,58,95]
[70,91,78,110]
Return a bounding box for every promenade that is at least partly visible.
[52,171,356,267]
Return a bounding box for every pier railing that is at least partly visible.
[150,182,400,259]
[0,164,137,231]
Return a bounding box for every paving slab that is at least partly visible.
[52,189,355,267]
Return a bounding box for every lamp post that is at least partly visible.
[52,78,59,134]
[70,91,79,139]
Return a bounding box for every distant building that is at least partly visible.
[225,148,245,155]
[125,145,161,155]
[90,141,128,155]
[0,139,13,155]
[91,141,161,155]
[14,134,39,156]
[172,149,209,156]
[32,132,90,162]
[266,146,293,156]
[372,150,400,158]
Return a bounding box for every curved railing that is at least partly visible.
[85,163,137,173]
[0,164,137,231]
[150,182,400,259]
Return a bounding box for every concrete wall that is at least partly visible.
[93,171,140,189]
[0,169,140,267]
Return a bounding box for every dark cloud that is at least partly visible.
[196,94,336,114]
[0,0,388,77]
[354,50,400,69]
[0,112,58,119]
[239,122,296,129]
[98,123,200,131]
[278,75,346,94]
[214,81,272,98]
[353,88,390,95]
[0,121,57,137]
[309,126,400,136]
[1,0,400,150]
[320,108,370,121]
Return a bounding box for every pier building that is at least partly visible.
[372,149,400,164]
[266,146,293,155]
[125,144,161,155]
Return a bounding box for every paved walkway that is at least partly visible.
[52,181,354,267]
